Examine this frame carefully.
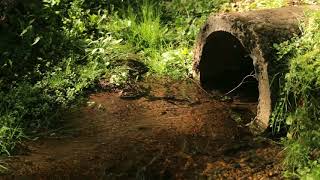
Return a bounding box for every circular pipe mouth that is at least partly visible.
[199,31,259,102]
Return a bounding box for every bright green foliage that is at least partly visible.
[271,10,320,177]
[224,0,285,11]
[302,164,320,179]
[104,0,229,78]
[223,0,319,12]
[128,1,168,49]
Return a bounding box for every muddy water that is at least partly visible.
[1,78,282,179]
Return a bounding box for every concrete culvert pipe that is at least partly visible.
[193,6,319,133]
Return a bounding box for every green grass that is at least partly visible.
[128,1,168,49]
[104,0,222,78]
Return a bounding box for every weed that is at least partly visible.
[0,0,135,154]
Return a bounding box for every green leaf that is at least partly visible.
[31,37,41,46]
[20,25,32,37]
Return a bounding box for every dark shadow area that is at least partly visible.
[199,31,258,102]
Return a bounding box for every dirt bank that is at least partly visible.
[1,78,282,179]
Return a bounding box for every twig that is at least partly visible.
[187,76,213,98]
[225,71,256,95]
[0,161,8,173]
[136,149,163,178]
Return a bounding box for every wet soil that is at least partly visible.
[0,78,283,179]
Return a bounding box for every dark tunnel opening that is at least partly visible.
[199,31,259,102]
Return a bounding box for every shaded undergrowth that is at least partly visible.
[0,0,228,155]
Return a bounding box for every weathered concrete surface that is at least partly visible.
[193,6,319,133]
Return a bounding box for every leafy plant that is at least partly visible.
[0,0,134,154]
[270,9,320,177]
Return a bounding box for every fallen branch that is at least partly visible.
[136,149,163,178]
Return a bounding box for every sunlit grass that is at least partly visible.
[126,1,168,49]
